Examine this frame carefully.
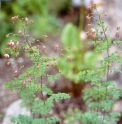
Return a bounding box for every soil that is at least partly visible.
[0,56,32,123]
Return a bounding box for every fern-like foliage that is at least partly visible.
[5,16,70,124]
[67,4,122,124]
[11,115,60,124]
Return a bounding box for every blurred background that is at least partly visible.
[1,0,122,124]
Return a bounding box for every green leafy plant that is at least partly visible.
[64,4,122,124]
[63,108,82,124]
[4,3,122,124]
[5,16,70,124]
[57,23,100,96]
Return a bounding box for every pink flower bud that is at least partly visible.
[22,81,26,88]
[42,46,47,55]
[11,16,18,24]
[53,61,57,68]
[25,17,28,22]
[54,45,58,52]
[91,28,96,33]
[4,54,9,61]
[25,17,29,25]
[12,46,17,51]
[8,40,14,48]
[90,32,96,38]
[14,70,19,78]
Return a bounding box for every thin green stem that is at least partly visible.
[95,8,110,124]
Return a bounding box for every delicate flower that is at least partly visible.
[4,54,9,61]
[91,28,96,33]
[53,61,57,68]
[7,40,14,48]
[11,17,15,24]
[11,16,18,24]
[42,46,47,55]
[89,32,96,38]
[22,81,26,88]
[25,17,29,25]
[12,45,16,51]
[14,70,19,78]
[54,45,58,52]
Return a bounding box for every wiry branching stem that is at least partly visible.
[95,8,110,124]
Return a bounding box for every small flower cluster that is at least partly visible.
[86,6,121,40]
[24,17,34,26]
[4,15,62,88]
[7,40,20,51]
[4,15,35,63]
[11,16,19,24]
[86,28,96,39]
[11,15,34,26]
[4,54,9,62]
